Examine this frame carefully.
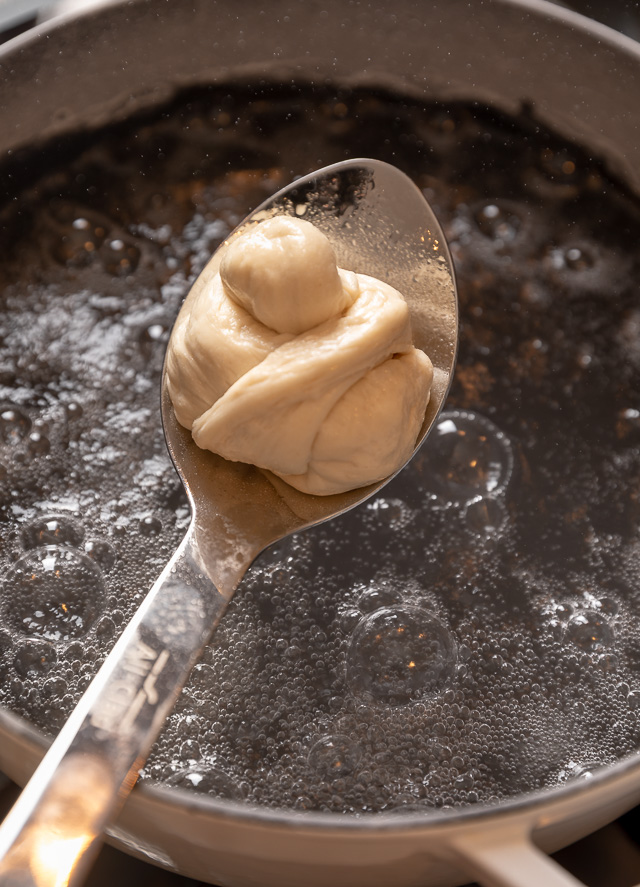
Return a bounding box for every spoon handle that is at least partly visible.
[0,527,230,887]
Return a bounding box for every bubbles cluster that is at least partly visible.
[418,410,514,508]
[346,605,456,705]
[3,545,104,642]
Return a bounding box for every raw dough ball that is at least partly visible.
[166,216,433,495]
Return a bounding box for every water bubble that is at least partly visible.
[140,323,169,345]
[136,321,172,366]
[455,770,476,791]
[564,611,613,652]
[100,239,141,276]
[0,405,31,445]
[545,244,596,273]
[21,515,84,550]
[2,546,105,642]
[27,432,50,457]
[65,402,83,420]
[565,246,594,271]
[383,801,434,815]
[357,587,403,613]
[542,238,628,297]
[139,515,162,536]
[0,630,11,654]
[617,407,640,443]
[43,676,67,698]
[84,539,116,571]
[597,652,619,673]
[346,606,456,705]
[474,202,521,244]
[14,641,57,677]
[417,411,514,507]
[112,517,131,537]
[597,597,619,618]
[339,608,363,633]
[167,766,245,800]
[308,735,362,778]
[464,496,507,536]
[365,497,415,530]
[95,616,116,642]
[568,761,604,781]
[66,641,84,663]
[180,738,201,761]
[51,216,107,267]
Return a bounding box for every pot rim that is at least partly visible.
[1,0,638,62]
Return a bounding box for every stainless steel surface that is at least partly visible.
[0,159,457,886]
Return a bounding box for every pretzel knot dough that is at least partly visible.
[166,216,433,495]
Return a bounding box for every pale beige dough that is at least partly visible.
[166,215,433,495]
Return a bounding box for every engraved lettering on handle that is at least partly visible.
[89,640,171,735]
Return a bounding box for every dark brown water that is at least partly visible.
[0,85,640,814]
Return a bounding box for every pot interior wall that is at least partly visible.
[1,0,639,193]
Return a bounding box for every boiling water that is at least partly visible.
[1,86,640,813]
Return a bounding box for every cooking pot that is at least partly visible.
[1,1,640,886]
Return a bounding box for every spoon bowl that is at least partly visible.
[165,158,458,582]
[0,158,457,887]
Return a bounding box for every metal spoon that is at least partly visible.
[0,158,458,887]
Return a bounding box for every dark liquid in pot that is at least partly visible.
[0,85,639,813]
